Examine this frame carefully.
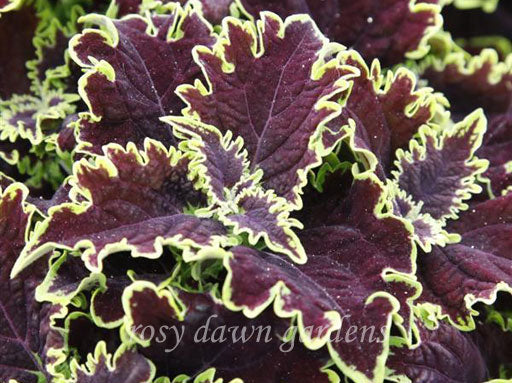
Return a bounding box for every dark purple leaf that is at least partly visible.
[388,314,512,382]
[218,187,306,263]
[476,111,512,197]
[0,91,79,146]
[27,5,82,91]
[91,250,178,329]
[169,118,306,263]
[421,49,512,119]
[191,0,233,24]
[35,253,98,305]
[324,51,440,177]
[113,0,232,25]
[123,281,339,383]
[178,13,355,206]
[0,2,38,99]
[222,172,419,382]
[420,49,512,197]
[110,0,146,16]
[388,183,458,252]
[67,312,122,361]
[236,0,442,66]
[56,114,79,154]
[13,140,230,275]
[29,181,73,216]
[69,6,215,153]
[393,109,488,221]
[36,248,178,332]
[0,183,51,382]
[70,342,154,383]
[169,117,254,205]
[417,192,512,329]
[387,322,488,383]
[473,318,512,377]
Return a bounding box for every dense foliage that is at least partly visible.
[1,0,512,382]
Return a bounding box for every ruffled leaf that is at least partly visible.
[35,252,101,305]
[169,117,255,205]
[0,145,69,197]
[388,318,512,382]
[168,118,306,263]
[236,0,442,66]
[27,4,83,91]
[122,281,340,383]
[392,109,488,221]
[421,50,512,120]
[388,183,458,252]
[69,4,216,153]
[68,342,155,383]
[221,171,419,383]
[108,0,147,17]
[218,187,305,263]
[178,13,354,206]
[35,246,178,333]
[112,0,233,25]
[65,311,123,364]
[419,50,512,196]
[90,279,132,328]
[0,83,78,196]
[38,303,70,380]
[324,51,441,177]
[13,139,231,276]
[185,0,233,24]
[28,180,73,215]
[90,251,176,328]
[155,368,244,383]
[0,89,79,146]
[417,192,512,329]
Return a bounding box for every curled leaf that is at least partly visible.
[70,4,215,153]
[178,12,355,206]
[13,139,231,275]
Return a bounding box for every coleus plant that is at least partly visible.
[1,0,512,382]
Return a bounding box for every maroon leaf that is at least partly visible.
[123,281,340,383]
[421,50,512,119]
[169,118,306,263]
[178,13,354,205]
[324,50,440,177]
[221,171,419,382]
[387,322,488,383]
[417,192,512,329]
[0,183,52,383]
[477,111,512,197]
[111,0,233,24]
[69,342,154,383]
[0,2,38,99]
[393,109,488,221]
[69,5,215,153]
[236,0,442,66]
[420,50,512,196]
[13,140,230,275]
[169,117,254,206]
